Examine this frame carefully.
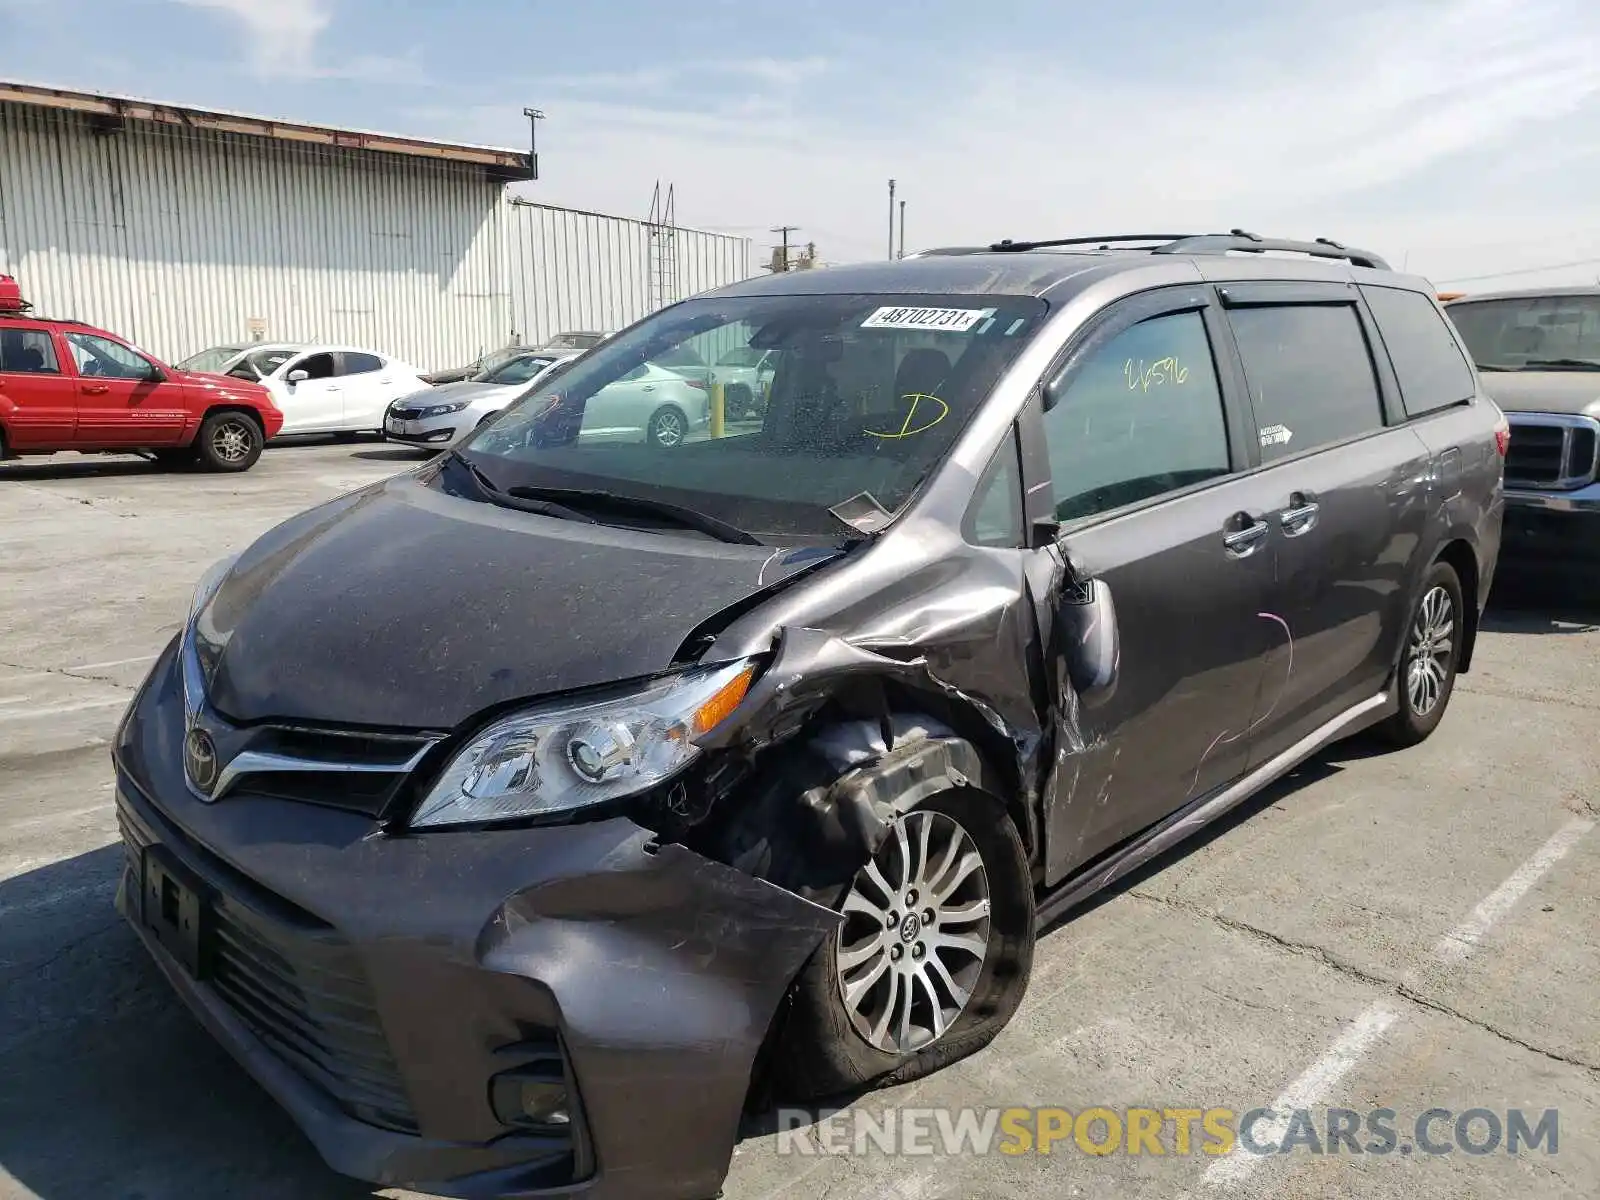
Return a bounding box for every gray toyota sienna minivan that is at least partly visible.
[114,231,1505,1200]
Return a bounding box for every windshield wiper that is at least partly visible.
[1524,357,1600,371]
[443,451,598,524]
[505,484,761,545]
[1474,362,1515,372]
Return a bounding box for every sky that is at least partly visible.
[3,0,1600,289]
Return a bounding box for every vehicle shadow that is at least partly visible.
[0,846,379,1200]
[351,447,435,463]
[0,455,166,481]
[1483,567,1600,633]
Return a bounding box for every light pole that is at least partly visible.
[887,179,896,260]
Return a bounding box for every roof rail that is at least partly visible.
[987,234,1203,253]
[1151,230,1390,270]
[977,229,1390,270]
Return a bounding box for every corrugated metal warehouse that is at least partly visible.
[0,81,753,372]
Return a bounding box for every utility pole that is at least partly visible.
[887,179,896,260]
[898,200,906,259]
[522,107,544,180]
[770,225,799,273]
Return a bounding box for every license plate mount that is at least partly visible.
[142,846,211,981]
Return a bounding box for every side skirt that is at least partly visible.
[1036,691,1395,929]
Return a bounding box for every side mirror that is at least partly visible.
[286,369,309,384]
[1062,572,1119,707]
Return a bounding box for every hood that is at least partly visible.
[1480,371,1600,419]
[178,370,274,405]
[200,473,831,729]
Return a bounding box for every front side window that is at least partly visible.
[289,352,337,381]
[65,332,157,381]
[1445,294,1600,373]
[1227,304,1385,463]
[0,328,61,374]
[1041,309,1232,522]
[462,293,1048,540]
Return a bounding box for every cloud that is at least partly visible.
[176,0,329,74]
[462,0,1598,284]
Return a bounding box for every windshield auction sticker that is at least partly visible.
[861,306,995,332]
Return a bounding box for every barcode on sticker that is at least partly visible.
[861,306,993,332]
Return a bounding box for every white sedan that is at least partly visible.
[388,359,710,451]
[384,352,580,450]
[176,342,431,437]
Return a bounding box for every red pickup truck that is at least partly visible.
[0,277,282,472]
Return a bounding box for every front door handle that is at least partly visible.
[1279,491,1320,537]
[1223,515,1270,557]
[81,384,110,395]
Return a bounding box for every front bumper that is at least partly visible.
[113,642,839,1199]
[1501,482,1600,567]
[384,413,459,447]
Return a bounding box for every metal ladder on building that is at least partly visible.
[647,181,678,312]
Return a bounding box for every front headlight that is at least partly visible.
[410,659,758,828]
[422,401,470,417]
[181,553,238,711]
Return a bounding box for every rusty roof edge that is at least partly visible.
[0,78,533,177]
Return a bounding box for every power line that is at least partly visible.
[1436,256,1600,286]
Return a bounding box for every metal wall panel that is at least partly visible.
[0,102,510,371]
[505,199,752,347]
[0,103,755,374]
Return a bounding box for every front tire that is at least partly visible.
[1377,560,1464,747]
[772,790,1035,1101]
[646,405,688,448]
[193,412,263,473]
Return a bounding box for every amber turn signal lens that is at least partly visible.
[691,664,755,736]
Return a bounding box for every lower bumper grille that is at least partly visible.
[117,790,418,1134]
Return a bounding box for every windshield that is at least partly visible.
[458,292,1048,540]
[1447,295,1600,370]
[717,348,767,368]
[177,346,243,374]
[476,354,559,384]
[236,348,298,378]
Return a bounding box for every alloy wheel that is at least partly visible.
[1406,584,1455,717]
[211,419,255,465]
[834,810,992,1055]
[650,409,685,447]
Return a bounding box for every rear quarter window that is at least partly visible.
[1361,286,1475,417]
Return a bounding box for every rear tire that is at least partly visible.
[725,383,753,421]
[771,789,1035,1102]
[0,424,8,461]
[1377,560,1464,747]
[193,412,263,473]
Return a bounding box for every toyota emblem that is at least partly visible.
[184,727,219,795]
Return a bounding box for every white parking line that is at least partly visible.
[66,654,157,672]
[1204,1002,1401,1188]
[1434,817,1596,962]
[0,697,129,723]
[1204,814,1596,1189]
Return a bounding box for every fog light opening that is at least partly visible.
[491,1070,571,1131]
